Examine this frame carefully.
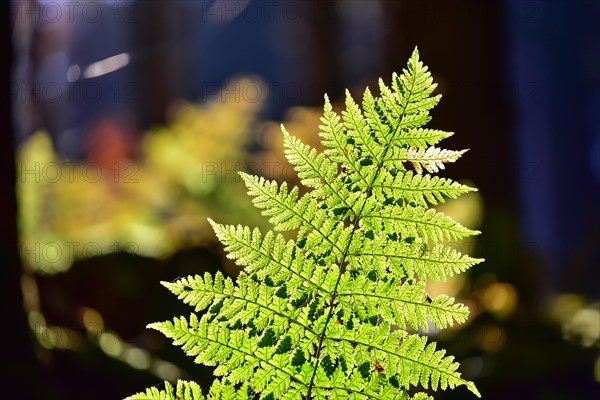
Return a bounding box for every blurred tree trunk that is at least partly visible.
[135,1,177,129]
[1,1,41,397]
[306,1,342,102]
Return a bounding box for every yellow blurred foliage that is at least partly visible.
[17,79,265,274]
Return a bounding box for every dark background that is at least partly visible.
[3,1,599,399]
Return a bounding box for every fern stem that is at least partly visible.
[305,75,417,398]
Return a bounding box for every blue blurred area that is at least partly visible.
[15,0,137,158]
[183,0,384,115]
[506,0,600,296]
[17,1,390,154]
[182,0,284,106]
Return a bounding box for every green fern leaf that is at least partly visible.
[126,380,204,400]
[337,276,469,330]
[373,169,476,207]
[133,47,483,399]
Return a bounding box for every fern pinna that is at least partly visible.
[128,48,483,400]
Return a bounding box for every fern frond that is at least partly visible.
[292,321,477,397]
[394,128,454,147]
[350,235,483,281]
[149,314,307,397]
[319,94,373,191]
[207,379,253,399]
[239,172,309,231]
[400,146,468,174]
[343,89,384,164]
[376,50,440,134]
[135,47,484,400]
[337,276,469,330]
[282,126,358,214]
[362,87,391,142]
[126,380,204,400]
[373,169,476,207]
[363,204,480,242]
[282,125,338,193]
[239,173,356,255]
[207,222,319,291]
[164,272,294,328]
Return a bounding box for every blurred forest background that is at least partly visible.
[3,1,599,399]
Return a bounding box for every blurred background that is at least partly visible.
[3,0,599,399]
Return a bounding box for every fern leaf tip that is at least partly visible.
[412,45,420,58]
[159,280,175,289]
[466,381,481,397]
[280,123,289,135]
[146,322,163,331]
[206,217,218,229]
